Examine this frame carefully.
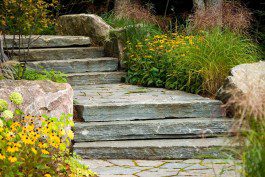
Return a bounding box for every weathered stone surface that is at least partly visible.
[12,47,104,61]
[217,61,265,104]
[4,35,91,49]
[74,84,224,122]
[134,160,164,167]
[74,118,233,142]
[68,72,125,86]
[81,159,114,169]
[160,162,190,169]
[0,80,73,118]
[27,57,118,73]
[57,14,112,44]
[74,137,234,160]
[89,166,142,175]
[81,159,241,177]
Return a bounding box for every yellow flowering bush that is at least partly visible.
[1,0,58,35]
[0,92,96,177]
[125,30,259,96]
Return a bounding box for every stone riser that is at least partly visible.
[75,101,223,122]
[12,47,104,61]
[74,118,233,142]
[4,35,91,49]
[27,57,118,73]
[73,138,234,160]
[68,72,125,86]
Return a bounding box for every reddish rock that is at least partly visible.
[0,80,73,118]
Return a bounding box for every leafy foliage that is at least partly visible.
[0,92,96,176]
[13,64,68,83]
[0,0,58,35]
[124,29,259,96]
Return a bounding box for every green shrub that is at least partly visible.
[125,29,259,96]
[13,64,67,83]
[1,0,58,35]
[102,12,162,45]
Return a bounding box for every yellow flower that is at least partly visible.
[31,148,37,154]
[8,156,17,163]
[38,142,48,149]
[5,132,15,140]
[41,149,50,155]
[67,130,74,140]
[7,146,19,153]
[0,154,5,160]
[44,174,52,177]
[23,124,34,132]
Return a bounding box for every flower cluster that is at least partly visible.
[124,33,203,89]
[0,92,96,176]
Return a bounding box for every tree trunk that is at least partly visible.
[0,34,8,63]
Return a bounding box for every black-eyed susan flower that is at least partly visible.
[41,149,49,155]
[8,156,17,163]
[0,154,5,160]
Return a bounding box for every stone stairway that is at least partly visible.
[6,35,234,160]
[7,35,125,86]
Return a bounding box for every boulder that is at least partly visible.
[0,80,73,118]
[57,14,112,44]
[216,61,265,104]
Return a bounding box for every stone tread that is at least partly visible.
[74,84,224,122]
[74,118,233,142]
[4,35,91,48]
[27,57,118,73]
[68,72,125,86]
[73,137,235,160]
[13,47,105,61]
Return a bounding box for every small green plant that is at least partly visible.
[124,29,259,96]
[12,64,67,83]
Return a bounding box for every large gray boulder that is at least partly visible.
[57,14,112,44]
[217,61,265,104]
[0,80,73,118]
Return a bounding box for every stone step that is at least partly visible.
[27,57,118,73]
[74,84,224,122]
[74,118,233,142]
[12,47,104,61]
[68,72,125,86]
[4,35,91,49]
[73,137,234,159]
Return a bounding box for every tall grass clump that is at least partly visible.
[225,74,265,177]
[189,1,252,34]
[124,29,259,96]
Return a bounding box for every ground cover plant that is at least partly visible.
[0,62,67,83]
[124,29,259,96]
[0,92,96,177]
